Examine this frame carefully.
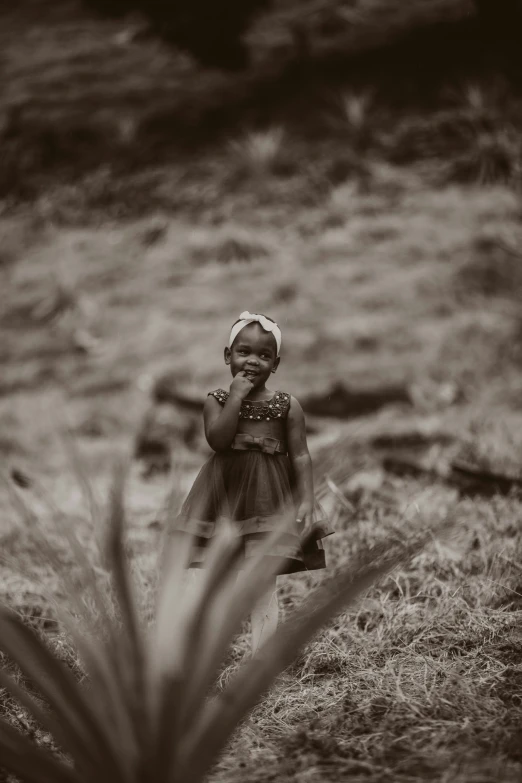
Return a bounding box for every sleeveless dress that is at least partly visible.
[172,389,333,574]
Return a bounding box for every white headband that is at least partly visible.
[228,311,282,356]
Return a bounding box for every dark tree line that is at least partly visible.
[474,0,522,73]
[475,0,522,27]
[79,0,521,71]
[81,0,271,69]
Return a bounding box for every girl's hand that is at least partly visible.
[229,371,254,401]
[296,502,314,541]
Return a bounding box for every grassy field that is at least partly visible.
[3,154,522,780]
[2,2,522,781]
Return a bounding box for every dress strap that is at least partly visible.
[208,389,229,404]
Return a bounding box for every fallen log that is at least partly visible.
[450,460,522,498]
[381,456,439,481]
[302,381,411,419]
[152,372,204,411]
[371,431,454,450]
[382,455,522,499]
[134,402,200,476]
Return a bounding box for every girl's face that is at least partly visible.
[224,323,280,389]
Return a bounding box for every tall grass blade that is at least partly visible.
[104,465,152,764]
[3,467,138,772]
[0,718,77,783]
[54,606,138,778]
[0,667,101,779]
[150,530,194,678]
[1,470,111,635]
[59,424,102,531]
[0,607,128,782]
[150,675,184,781]
[150,523,245,773]
[181,544,423,782]
[177,522,244,668]
[148,532,194,779]
[151,519,289,774]
[27,472,115,628]
[180,519,295,730]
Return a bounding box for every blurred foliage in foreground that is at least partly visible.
[0,467,430,783]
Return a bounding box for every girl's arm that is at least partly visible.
[287,396,315,537]
[204,371,253,451]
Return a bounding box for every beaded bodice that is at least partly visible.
[208,389,291,421]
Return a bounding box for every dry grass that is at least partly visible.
[1,463,521,782]
[1,462,436,783]
[3,236,521,783]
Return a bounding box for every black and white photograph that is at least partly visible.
[1,1,522,781]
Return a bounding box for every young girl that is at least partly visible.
[174,311,333,655]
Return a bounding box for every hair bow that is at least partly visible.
[228,311,282,356]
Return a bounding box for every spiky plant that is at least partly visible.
[448,125,522,185]
[341,91,372,134]
[0,467,434,783]
[330,90,374,153]
[229,127,285,179]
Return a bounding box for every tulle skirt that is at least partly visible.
[172,450,333,574]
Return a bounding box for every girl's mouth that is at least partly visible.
[244,370,258,378]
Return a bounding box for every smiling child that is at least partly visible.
[173,311,333,654]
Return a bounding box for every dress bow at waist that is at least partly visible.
[230,433,286,455]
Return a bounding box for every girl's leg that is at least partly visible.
[251,577,279,657]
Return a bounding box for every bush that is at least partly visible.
[455,234,522,301]
[446,125,522,185]
[329,90,375,153]
[228,127,288,179]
